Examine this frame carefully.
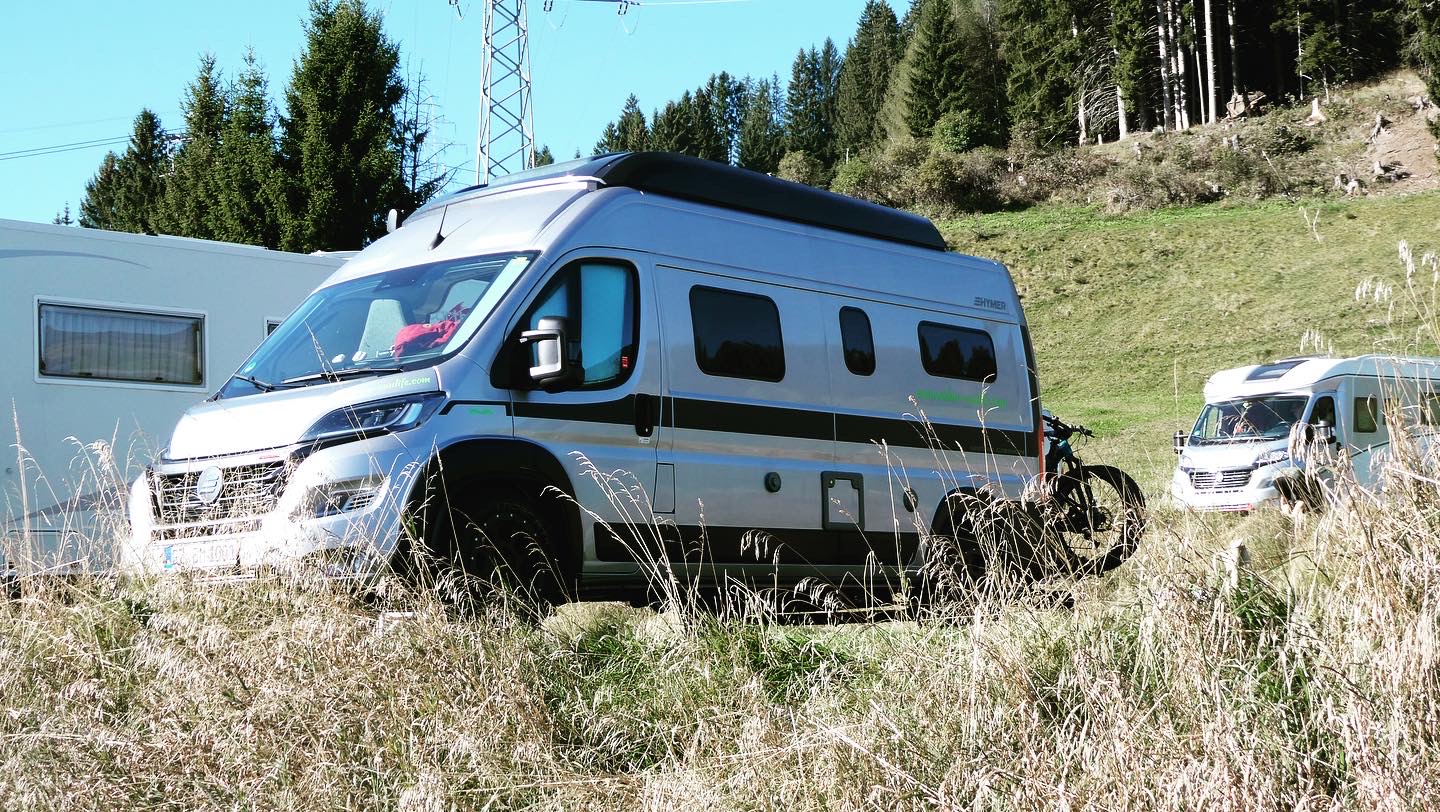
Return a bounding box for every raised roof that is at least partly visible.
[418,152,948,252]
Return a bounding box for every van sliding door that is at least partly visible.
[646,265,837,584]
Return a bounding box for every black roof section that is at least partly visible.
[421,152,948,252]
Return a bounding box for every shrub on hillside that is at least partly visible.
[908,148,1006,215]
[777,150,827,188]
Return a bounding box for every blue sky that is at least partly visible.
[0,0,903,227]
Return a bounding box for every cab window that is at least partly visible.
[516,260,638,389]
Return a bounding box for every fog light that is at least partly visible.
[298,478,383,519]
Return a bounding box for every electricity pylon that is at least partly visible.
[476,0,536,184]
[474,0,642,184]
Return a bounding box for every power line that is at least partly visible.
[0,130,187,163]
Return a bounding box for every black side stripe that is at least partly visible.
[458,393,1031,455]
[671,398,833,441]
[440,400,511,416]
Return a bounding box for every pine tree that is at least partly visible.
[533,144,555,166]
[278,0,407,252]
[52,204,74,226]
[836,0,902,157]
[902,0,962,140]
[157,54,226,239]
[1113,0,1157,132]
[650,95,696,155]
[688,83,729,162]
[79,153,122,230]
[785,42,840,166]
[999,0,1080,146]
[738,75,786,173]
[1411,0,1440,120]
[85,109,170,234]
[215,49,287,247]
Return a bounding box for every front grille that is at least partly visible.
[1188,467,1253,492]
[152,461,291,528]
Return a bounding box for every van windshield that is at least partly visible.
[218,253,532,398]
[1189,395,1309,445]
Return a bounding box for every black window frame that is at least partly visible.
[839,306,876,376]
[1354,395,1380,434]
[37,301,206,387]
[689,285,786,383]
[917,320,998,383]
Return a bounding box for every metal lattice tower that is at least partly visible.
[476,0,535,184]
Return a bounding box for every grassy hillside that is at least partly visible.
[942,191,1440,491]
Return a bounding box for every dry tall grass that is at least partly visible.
[2,452,1438,810]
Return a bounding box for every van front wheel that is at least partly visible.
[422,487,570,611]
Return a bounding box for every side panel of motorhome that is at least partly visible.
[0,220,344,567]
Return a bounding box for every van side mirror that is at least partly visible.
[519,316,575,390]
[1314,421,1337,445]
[1173,430,1188,455]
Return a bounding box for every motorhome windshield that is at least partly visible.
[1189,395,1308,445]
[217,253,532,398]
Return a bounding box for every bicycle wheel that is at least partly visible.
[1048,464,1145,577]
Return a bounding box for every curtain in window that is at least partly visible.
[39,305,202,385]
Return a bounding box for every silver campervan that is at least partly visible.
[122,153,1043,602]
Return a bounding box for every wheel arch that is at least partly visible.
[406,435,584,576]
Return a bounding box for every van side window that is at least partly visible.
[690,286,784,382]
[1308,395,1335,427]
[918,321,997,382]
[1354,396,1380,433]
[839,307,875,376]
[519,260,638,389]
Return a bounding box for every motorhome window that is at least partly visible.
[1189,395,1307,444]
[690,287,785,382]
[265,320,282,336]
[217,253,532,398]
[37,303,203,386]
[918,322,997,382]
[839,307,875,376]
[1308,395,1336,427]
[519,261,638,389]
[1423,393,1440,425]
[1354,396,1380,433]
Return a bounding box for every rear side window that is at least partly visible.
[1354,396,1380,433]
[839,307,875,376]
[690,286,784,382]
[918,321,997,382]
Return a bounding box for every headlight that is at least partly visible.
[301,392,446,445]
[1255,449,1290,467]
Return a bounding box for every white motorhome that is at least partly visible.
[0,219,347,568]
[121,152,1044,603]
[1171,355,1440,511]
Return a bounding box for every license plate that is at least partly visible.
[163,541,238,570]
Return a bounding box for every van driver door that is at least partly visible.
[1342,377,1389,489]
[502,252,663,568]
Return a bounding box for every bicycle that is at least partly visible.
[1042,412,1146,577]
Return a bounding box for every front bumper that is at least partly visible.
[1168,464,1297,512]
[121,433,424,575]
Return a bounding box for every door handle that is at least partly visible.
[634,393,657,438]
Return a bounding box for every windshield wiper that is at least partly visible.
[280,367,406,387]
[231,373,279,392]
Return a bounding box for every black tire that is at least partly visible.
[1048,464,1145,577]
[416,484,571,611]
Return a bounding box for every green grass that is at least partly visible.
[942,192,1440,490]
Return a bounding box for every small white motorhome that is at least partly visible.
[0,219,347,568]
[122,152,1045,603]
[1171,355,1440,511]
